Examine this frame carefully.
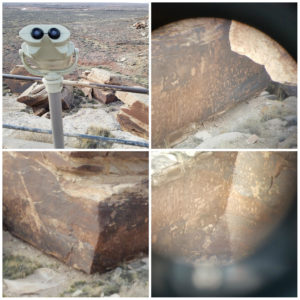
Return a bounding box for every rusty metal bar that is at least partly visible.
[3,73,149,94]
[3,124,149,148]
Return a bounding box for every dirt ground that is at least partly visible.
[173,91,297,149]
[2,91,147,149]
[3,231,148,297]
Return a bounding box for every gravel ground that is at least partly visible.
[3,231,148,297]
[173,91,297,149]
[2,93,147,149]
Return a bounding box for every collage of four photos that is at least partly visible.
[2,2,298,298]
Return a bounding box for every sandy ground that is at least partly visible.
[2,93,147,149]
[173,91,297,149]
[3,231,148,297]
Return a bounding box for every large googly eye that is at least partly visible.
[31,27,44,39]
[48,28,61,40]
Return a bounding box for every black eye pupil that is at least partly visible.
[48,28,60,39]
[31,28,44,39]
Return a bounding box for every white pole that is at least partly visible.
[42,72,64,149]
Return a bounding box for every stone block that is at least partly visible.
[152,152,296,264]
[3,152,149,274]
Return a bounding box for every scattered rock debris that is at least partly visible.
[174,91,297,149]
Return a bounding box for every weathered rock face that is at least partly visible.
[79,69,121,104]
[152,152,296,265]
[116,91,149,139]
[17,83,74,116]
[3,152,149,274]
[92,89,119,104]
[152,18,296,147]
[229,20,297,85]
[86,68,123,86]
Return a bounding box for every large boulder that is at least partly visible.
[152,18,296,147]
[152,152,296,264]
[3,152,149,273]
[116,91,149,139]
[17,83,74,116]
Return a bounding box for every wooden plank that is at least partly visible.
[3,152,148,274]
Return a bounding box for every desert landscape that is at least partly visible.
[3,3,149,149]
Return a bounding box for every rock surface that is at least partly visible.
[4,65,33,93]
[3,94,148,149]
[229,20,297,85]
[3,152,149,274]
[87,68,124,85]
[116,91,149,139]
[78,69,122,104]
[152,18,273,147]
[17,83,74,116]
[3,231,148,297]
[174,92,297,149]
[152,151,296,265]
[4,268,65,296]
[92,89,119,104]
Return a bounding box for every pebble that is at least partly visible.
[246,134,259,144]
[72,289,83,297]
[259,91,269,96]
[112,267,122,280]
[283,96,297,104]
[128,260,143,269]
[283,115,297,127]
[263,118,287,128]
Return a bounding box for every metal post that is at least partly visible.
[43,73,64,148]
[48,91,64,148]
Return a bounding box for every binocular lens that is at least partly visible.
[48,28,61,40]
[31,28,44,40]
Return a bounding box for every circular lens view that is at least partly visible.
[31,28,44,40]
[48,28,60,39]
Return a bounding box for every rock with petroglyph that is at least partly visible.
[152,152,296,265]
[151,18,297,147]
[3,152,148,274]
